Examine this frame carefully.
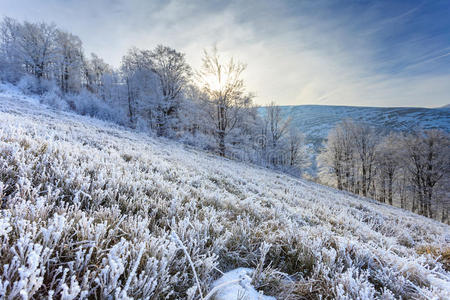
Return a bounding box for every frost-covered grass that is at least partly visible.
[0,92,449,299]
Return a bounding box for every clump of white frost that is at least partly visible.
[208,268,275,300]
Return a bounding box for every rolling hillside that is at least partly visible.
[0,90,449,299]
[278,104,450,145]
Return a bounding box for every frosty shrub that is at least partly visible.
[0,95,449,299]
[17,75,40,94]
[40,89,70,111]
[68,89,124,123]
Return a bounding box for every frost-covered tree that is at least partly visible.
[198,48,253,157]
[264,102,291,165]
[402,130,450,219]
[375,132,402,204]
[55,30,83,94]
[149,45,192,136]
[119,46,191,135]
[0,17,23,82]
[120,47,156,127]
[320,122,449,222]
[285,127,310,176]
[0,17,58,86]
[266,102,291,149]
[350,122,378,197]
[0,17,85,94]
[83,53,113,96]
[319,120,379,196]
[318,120,356,191]
[16,21,57,82]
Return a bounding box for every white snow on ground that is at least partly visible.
[0,82,39,104]
[209,268,275,300]
[0,90,449,299]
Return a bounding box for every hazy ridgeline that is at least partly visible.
[0,16,448,223]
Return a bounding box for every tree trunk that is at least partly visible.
[442,206,448,224]
[336,167,342,190]
[156,111,165,137]
[362,165,367,196]
[64,65,69,94]
[426,188,433,219]
[218,131,225,157]
[380,179,386,203]
[126,78,134,127]
[412,186,417,213]
[217,103,226,157]
[387,173,393,205]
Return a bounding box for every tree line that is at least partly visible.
[318,120,450,223]
[0,17,309,175]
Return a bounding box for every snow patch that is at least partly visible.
[0,82,39,104]
[209,268,275,300]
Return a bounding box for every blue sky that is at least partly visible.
[1,0,449,107]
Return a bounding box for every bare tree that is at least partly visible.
[264,102,291,165]
[319,120,355,190]
[150,45,191,136]
[0,17,23,82]
[351,122,378,197]
[120,47,155,127]
[55,30,83,94]
[375,132,402,204]
[18,21,58,82]
[286,127,310,175]
[198,48,253,157]
[403,130,450,218]
[0,17,58,87]
[266,102,291,148]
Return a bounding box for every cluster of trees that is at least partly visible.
[0,17,113,95]
[0,17,308,176]
[319,120,450,223]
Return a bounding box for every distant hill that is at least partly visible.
[280,105,449,144]
[260,105,450,173]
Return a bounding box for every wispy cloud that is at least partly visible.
[1,0,449,107]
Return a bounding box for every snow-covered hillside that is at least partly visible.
[1,90,449,299]
[278,105,450,145]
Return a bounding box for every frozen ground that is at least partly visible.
[0,86,449,299]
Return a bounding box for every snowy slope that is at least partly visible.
[0,89,449,299]
[277,105,450,145]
